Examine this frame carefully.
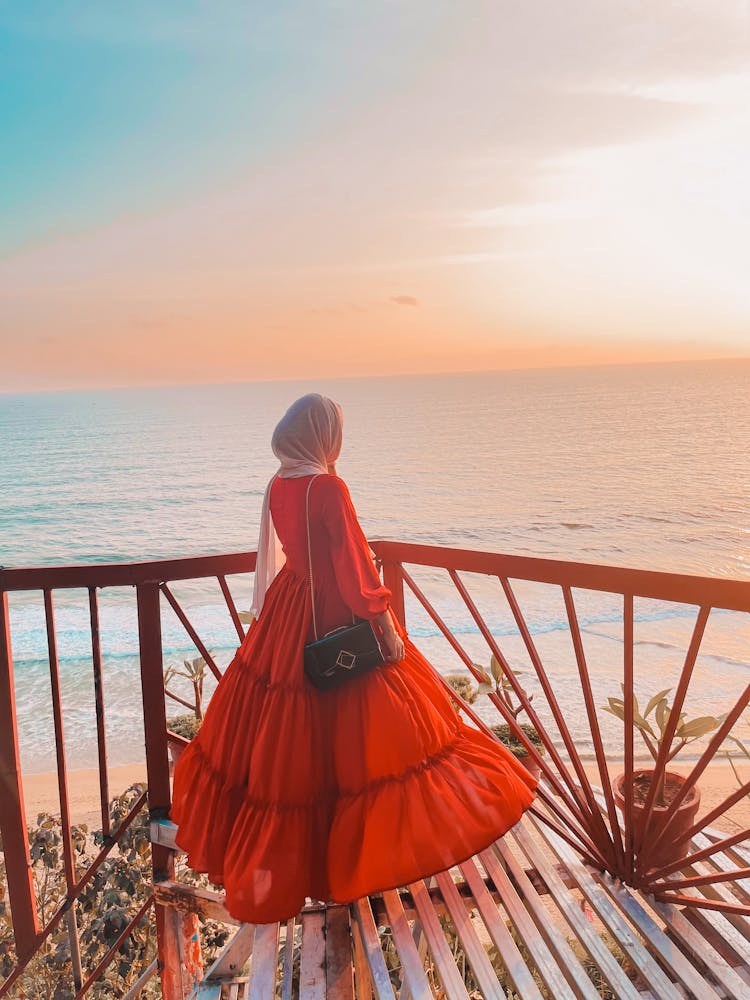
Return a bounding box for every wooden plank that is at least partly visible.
[534,821,684,1000]
[150,818,182,851]
[204,923,256,981]
[326,905,355,1000]
[408,877,471,1000]
[459,858,545,1000]
[352,912,374,1000]
[594,775,750,971]
[351,898,397,1000]
[248,923,280,1000]
[154,880,238,925]
[228,984,240,1000]
[659,857,750,969]
[382,890,433,1000]
[589,868,723,1000]
[400,924,429,1000]
[694,831,750,910]
[642,893,746,1000]
[300,909,327,1000]
[479,847,584,1000]
[281,917,296,1000]
[434,870,506,999]
[511,823,642,1000]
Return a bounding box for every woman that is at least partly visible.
[171,393,536,924]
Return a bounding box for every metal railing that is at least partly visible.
[2,543,750,997]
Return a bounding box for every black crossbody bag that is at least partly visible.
[303,476,386,691]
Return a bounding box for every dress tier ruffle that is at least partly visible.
[171,565,537,924]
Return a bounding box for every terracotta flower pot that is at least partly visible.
[515,753,542,781]
[613,769,701,871]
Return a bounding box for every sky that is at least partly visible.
[1,1,750,391]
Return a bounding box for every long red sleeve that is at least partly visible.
[319,477,391,620]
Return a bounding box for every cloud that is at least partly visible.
[390,295,419,307]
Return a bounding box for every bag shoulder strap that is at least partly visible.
[305,475,321,640]
[305,474,355,641]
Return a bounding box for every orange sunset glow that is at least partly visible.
[1,3,749,391]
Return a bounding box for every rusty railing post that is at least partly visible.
[382,560,406,628]
[136,581,202,999]
[0,591,39,962]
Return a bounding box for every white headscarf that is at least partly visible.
[250,393,344,618]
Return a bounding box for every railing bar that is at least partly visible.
[644,682,750,865]
[88,587,111,837]
[44,589,78,895]
[649,867,750,892]
[381,561,406,626]
[66,907,85,993]
[160,582,222,680]
[165,688,198,713]
[75,790,149,894]
[649,827,750,882]
[75,895,154,998]
[501,576,618,866]
[2,542,750,612]
[527,805,606,870]
[0,807,158,1000]
[400,565,476,670]
[3,794,149,994]
[402,564,584,818]
[402,567,606,844]
[218,574,246,642]
[562,585,624,868]
[0,590,40,963]
[623,593,635,876]
[448,568,596,832]
[652,893,750,916]
[370,542,750,614]
[0,550,257,593]
[634,605,710,861]
[399,569,608,864]
[0,892,73,998]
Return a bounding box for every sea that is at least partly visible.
[2,360,750,773]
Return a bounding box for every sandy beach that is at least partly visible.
[23,763,149,830]
[20,757,750,837]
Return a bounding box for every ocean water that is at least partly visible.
[2,361,750,772]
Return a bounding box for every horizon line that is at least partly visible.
[2,353,749,396]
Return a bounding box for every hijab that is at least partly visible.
[250,393,344,617]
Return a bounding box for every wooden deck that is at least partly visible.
[5,546,750,998]
[150,807,750,1000]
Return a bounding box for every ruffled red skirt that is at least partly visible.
[171,566,537,923]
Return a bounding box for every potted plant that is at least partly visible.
[164,655,208,767]
[602,687,722,869]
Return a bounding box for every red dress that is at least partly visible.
[171,475,537,923]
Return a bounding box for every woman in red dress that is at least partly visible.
[171,393,536,924]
